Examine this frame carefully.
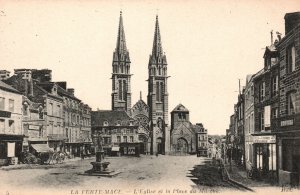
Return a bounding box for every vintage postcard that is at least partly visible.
[0,0,299,195]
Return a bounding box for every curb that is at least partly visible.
[224,166,254,192]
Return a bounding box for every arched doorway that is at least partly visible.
[138,134,149,154]
[177,138,188,154]
[157,137,164,154]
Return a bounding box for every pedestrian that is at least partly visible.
[156,152,158,157]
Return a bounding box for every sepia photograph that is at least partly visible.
[0,0,299,194]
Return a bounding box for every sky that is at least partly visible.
[0,0,299,135]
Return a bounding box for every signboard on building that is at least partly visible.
[253,135,276,143]
[29,125,40,130]
[280,119,294,127]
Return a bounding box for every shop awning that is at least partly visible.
[111,147,120,152]
[31,144,53,153]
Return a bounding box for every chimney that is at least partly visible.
[31,69,52,83]
[14,69,33,97]
[56,82,67,90]
[0,70,10,80]
[270,30,273,45]
[67,88,74,96]
[284,12,300,34]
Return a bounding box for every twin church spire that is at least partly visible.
[111,11,170,155]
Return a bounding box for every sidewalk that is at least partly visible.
[0,157,93,171]
[224,162,272,188]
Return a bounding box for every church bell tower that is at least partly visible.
[111,11,132,112]
[147,16,170,155]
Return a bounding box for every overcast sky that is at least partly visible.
[0,0,299,135]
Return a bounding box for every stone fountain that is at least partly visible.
[84,132,120,177]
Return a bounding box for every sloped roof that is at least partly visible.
[172,103,189,112]
[0,80,22,94]
[56,84,81,101]
[92,110,136,127]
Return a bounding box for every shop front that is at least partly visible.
[0,134,23,166]
[252,135,277,181]
[119,142,140,157]
[277,133,300,186]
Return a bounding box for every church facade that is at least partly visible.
[92,12,170,155]
[91,12,206,156]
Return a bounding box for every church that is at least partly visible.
[92,12,205,156]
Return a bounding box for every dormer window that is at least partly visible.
[116,120,121,126]
[103,121,109,126]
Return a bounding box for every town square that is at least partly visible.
[0,1,300,195]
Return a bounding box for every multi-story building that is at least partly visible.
[195,123,208,157]
[56,82,84,157]
[244,74,255,172]
[0,80,23,165]
[236,91,245,166]
[252,37,279,180]
[80,103,92,155]
[91,110,140,156]
[275,12,300,186]
[5,69,66,151]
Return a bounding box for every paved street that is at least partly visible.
[0,155,284,195]
[0,155,207,194]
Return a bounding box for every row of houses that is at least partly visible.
[0,69,92,165]
[226,12,300,186]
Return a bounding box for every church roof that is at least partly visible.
[92,110,136,127]
[172,103,189,112]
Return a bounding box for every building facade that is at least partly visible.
[170,104,207,155]
[91,110,140,156]
[244,74,255,172]
[275,12,300,186]
[195,123,208,157]
[0,80,23,165]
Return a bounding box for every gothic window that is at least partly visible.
[118,80,122,100]
[156,81,160,101]
[160,82,163,102]
[158,67,161,75]
[153,68,156,76]
[123,80,126,101]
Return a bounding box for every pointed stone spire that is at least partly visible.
[116,11,127,55]
[140,91,142,100]
[152,15,163,58]
[149,15,167,66]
